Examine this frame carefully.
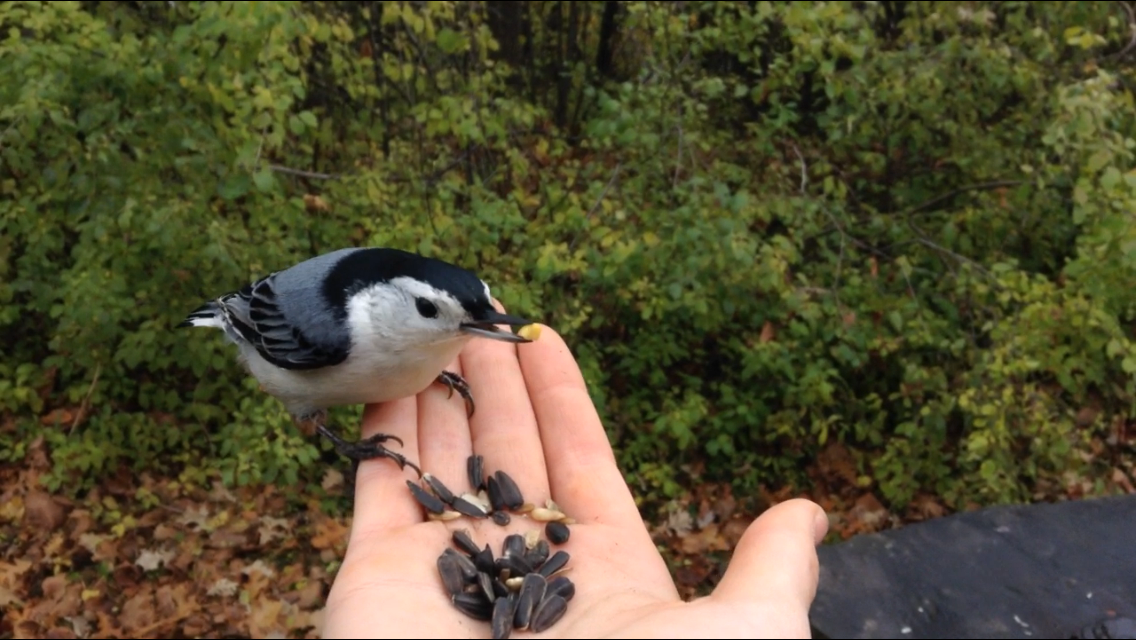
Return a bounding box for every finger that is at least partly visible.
[518,324,640,529]
[463,301,548,501]
[415,356,475,494]
[349,397,423,535]
[711,498,827,609]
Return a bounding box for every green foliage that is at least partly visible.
[1,1,1133,510]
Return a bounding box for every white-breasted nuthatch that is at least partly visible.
[178,246,535,475]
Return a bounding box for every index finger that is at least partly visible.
[519,325,640,529]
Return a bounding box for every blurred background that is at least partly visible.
[1,1,1134,637]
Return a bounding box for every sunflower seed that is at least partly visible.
[531,594,568,632]
[495,554,533,578]
[513,573,547,630]
[538,550,570,578]
[427,510,463,521]
[546,521,570,545]
[492,510,511,526]
[452,592,493,621]
[487,475,508,511]
[523,539,549,568]
[494,470,524,510]
[491,593,516,640]
[529,507,563,522]
[479,570,497,603]
[467,455,485,491]
[407,480,446,514]
[437,554,467,596]
[516,503,536,514]
[461,491,491,512]
[559,516,577,525]
[504,576,525,591]
[492,576,510,599]
[546,575,575,601]
[452,495,488,518]
[443,548,479,581]
[422,473,455,504]
[474,544,496,573]
[502,534,526,559]
[452,529,481,557]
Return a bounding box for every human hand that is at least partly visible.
[321,314,828,639]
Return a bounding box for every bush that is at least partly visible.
[1,1,1133,509]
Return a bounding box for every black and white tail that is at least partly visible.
[177,300,225,329]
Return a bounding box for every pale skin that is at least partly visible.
[321,309,829,639]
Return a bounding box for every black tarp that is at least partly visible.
[809,494,1136,639]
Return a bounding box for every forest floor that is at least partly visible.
[1,432,1133,639]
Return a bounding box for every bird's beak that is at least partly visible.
[460,309,534,343]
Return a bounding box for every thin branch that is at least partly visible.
[267,164,341,180]
[70,362,101,434]
[1109,1,1136,60]
[907,217,996,281]
[904,180,1031,217]
[789,142,808,194]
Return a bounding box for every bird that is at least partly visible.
[177,246,535,476]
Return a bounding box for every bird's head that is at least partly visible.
[329,249,534,350]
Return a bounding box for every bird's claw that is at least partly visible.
[316,424,422,477]
[436,370,475,418]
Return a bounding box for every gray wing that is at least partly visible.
[221,250,358,371]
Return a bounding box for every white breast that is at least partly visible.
[242,333,470,417]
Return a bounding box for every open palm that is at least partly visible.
[321,316,827,639]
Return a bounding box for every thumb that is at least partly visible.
[710,498,828,609]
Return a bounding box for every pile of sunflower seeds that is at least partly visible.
[407,455,575,639]
[407,454,575,528]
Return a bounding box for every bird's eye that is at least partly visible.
[415,297,439,319]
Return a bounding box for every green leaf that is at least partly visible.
[253,169,275,192]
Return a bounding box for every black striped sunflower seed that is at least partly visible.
[452,529,481,557]
[538,550,569,578]
[442,548,478,581]
[546,575,575,601]
[422,473,455,504]
[523,539,549,568]
[502,534,526,559]
[407,480,446,514]
[487,475,508,512]
[493,470,524,510]
[467,454,485,491]
[546,521,570,545]
[492,576,510,599]
[492,510,511,526]
[531,594,568,632]
[452,495,488,518]
[437,553,466,596]
[479,571,497,603]
[491,593,516,640]
[495,554,532,578]
[452,592,493,621]
[474,544,496,573]
[512,573,547,630]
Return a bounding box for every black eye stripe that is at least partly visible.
[416,297,439,318]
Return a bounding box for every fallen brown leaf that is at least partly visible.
[24,491,67,531]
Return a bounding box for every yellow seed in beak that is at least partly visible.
[518,324,542,341]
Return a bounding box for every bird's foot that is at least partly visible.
[436,370,475,417]
[316,424,422,477]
